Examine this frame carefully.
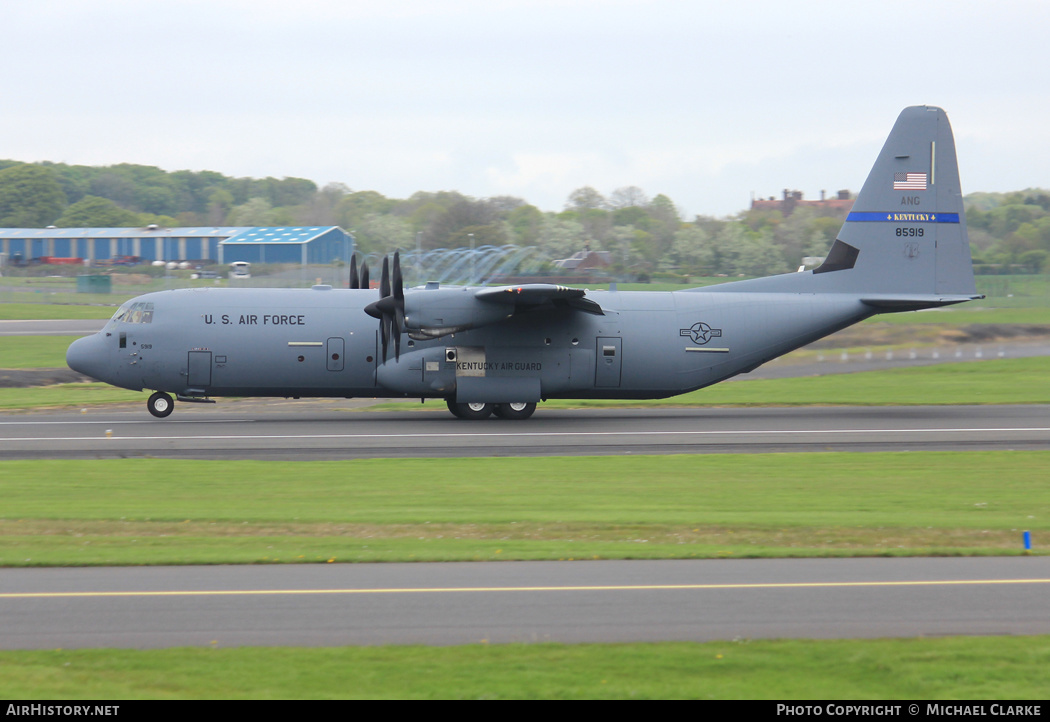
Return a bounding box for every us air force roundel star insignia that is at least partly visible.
[680,322,722,345]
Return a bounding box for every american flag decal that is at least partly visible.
[893,172,927,190]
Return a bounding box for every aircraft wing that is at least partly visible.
[401,283,603,341]
[474,284,604,315]
[365,251,606,350]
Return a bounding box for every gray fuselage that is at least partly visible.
[67,283,873,402]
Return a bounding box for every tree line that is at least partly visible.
[0,159,1046,276]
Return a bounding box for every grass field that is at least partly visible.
[0,335,83,368]
[2,637,1049,699]
[0,452,1044,566]
[0,383,143,410]
[871,307,1050,325]
[2,349,1049,410]
[0,303,115,320]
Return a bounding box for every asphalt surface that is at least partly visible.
[2,558,1048,649]
[0,319,105,336]
[1,404,1049,459]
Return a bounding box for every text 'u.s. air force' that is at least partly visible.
[203,314,306,325]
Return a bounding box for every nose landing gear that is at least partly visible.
[146,391,174,418]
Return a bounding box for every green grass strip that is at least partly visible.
[0,383,143,410]
[0,336,84,368]
[1,637,1048,699]
[548,356,1050,407]
[1,452,1045,566]
[0,303,115,320]
[872,307,1050,325]
[3,356,1047,411]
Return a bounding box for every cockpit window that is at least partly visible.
[111,304,129,323]
[112,302,154,324]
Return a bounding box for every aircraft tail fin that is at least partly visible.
[706,106,979,304]
[817,105,977,297]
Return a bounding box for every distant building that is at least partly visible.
[217,227,349,265]
[552,250,612,272]
[0,226,351,266]
[750,189,854,216]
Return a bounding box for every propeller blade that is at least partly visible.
[393,250,403,301]
[349,254,359,289]
[392,251,405,361]
[393,304,403,361]
[380,314,390,362]
[361,261,370,290]
[379,256,390,298]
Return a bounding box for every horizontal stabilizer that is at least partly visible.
[860,293,984,312]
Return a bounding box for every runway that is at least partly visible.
[1,403,1048,459]
[2,558,1048,649]
[0,319,105,336]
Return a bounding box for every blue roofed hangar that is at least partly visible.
[0,226,352,266]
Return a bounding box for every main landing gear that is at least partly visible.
[147,391,174,418]
[492,401,537,420]
[145,392,537,420]
[445,399,537,420]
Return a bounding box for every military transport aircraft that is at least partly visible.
[67,106,981,420]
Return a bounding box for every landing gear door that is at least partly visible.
[595,337,622,387]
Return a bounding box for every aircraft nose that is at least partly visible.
[66,334,108,381]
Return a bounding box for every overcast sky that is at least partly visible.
[4,0,1048,217]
